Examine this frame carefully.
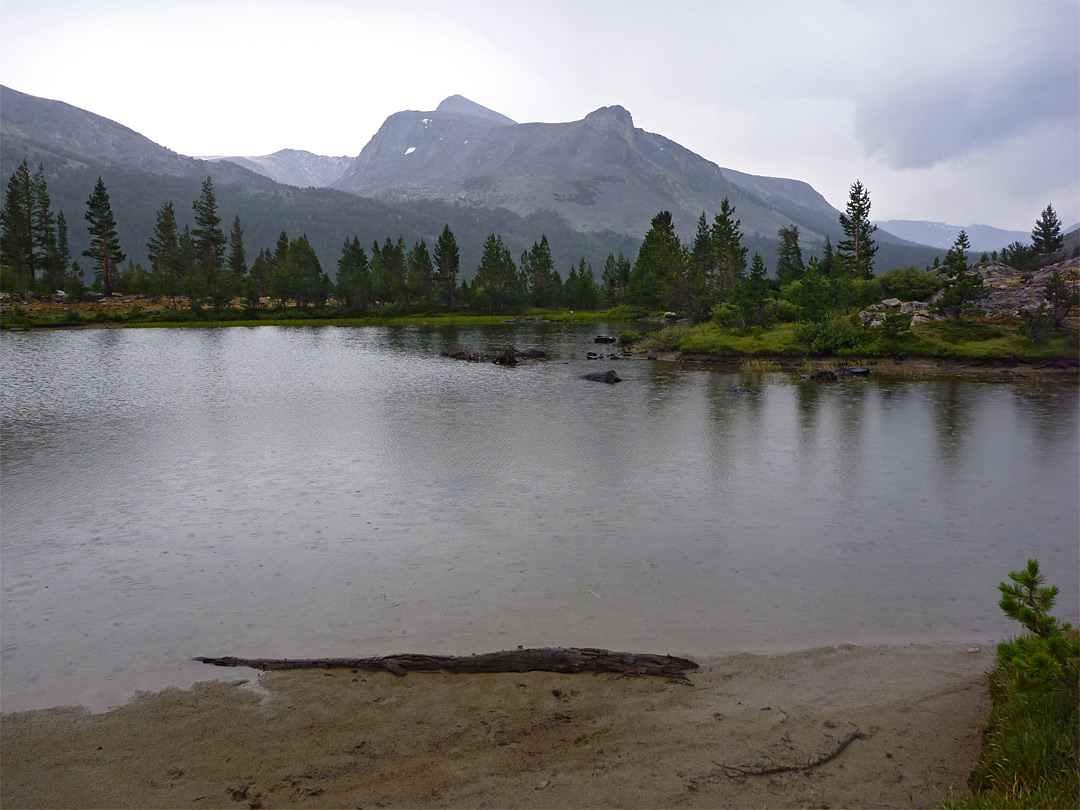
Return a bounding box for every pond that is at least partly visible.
[1,323,1077,711]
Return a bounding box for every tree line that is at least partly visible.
[1,162,1069,326]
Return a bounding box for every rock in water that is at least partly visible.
[581,370,621,383]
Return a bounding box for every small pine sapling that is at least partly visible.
[997,559,1079,705]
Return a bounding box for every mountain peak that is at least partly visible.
[434,95,516,125]
[584,105,634,129]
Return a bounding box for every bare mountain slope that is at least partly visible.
[332,98,871,248]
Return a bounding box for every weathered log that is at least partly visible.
[195,647,698,682]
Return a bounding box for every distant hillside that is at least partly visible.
[874,219,1033,252]
[1,85,943,281]
[202,149,355,188]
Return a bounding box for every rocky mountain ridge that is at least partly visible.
[201,149,355,189]
[329,97,858,247]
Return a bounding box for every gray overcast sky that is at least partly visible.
[2,0,1077,232]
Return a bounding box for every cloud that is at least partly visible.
[849,1,1079,169]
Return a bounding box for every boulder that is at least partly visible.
[581,370,621,383]
[518,348,546,358]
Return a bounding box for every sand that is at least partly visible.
[1,643,992,809]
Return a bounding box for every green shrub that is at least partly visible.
[649,323,693,351]
[877,266,943,302]
[763,298,798,324]
[1018,306,1056,344]
[793,315,866,354]
[711,301,741,328]
[879,309,912,339]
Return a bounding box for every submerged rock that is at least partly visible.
[581,370,621,383]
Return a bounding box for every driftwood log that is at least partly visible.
[195,647,698,682]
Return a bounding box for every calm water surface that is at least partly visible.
[2,324,1077,711]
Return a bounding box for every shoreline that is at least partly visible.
[2,642,992,809]
[634,349,1080,379]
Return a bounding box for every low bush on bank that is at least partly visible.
[641,317,1078,362]
[946,560,1079,809]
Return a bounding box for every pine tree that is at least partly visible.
[1031,204,1064,257]
[630,210,683,310]
[83,177,126,295]
[336,237,371,310]
[1,161,35,285]
[472,233,521,313]
[837,180,878,279]
[523,234,557,308]
[690,211,713,292]
[289,234,329,307]
[1043,270,1079,327]
[735,253,770,326]
[564,257,599,310]
[775,224,804,286]
[933,230,984,320]
[796,258,830,323]
[192,177,226,269]
[55,211,72,287]
[819,236,835,277]
[433,224,460,309]
[711,198,748,297]
[371,236,406,304]
[147,202,182,301]
[601,252,629,307]
[178,225,202,309]
[30,165,60,287]
[226,215,247,281]
[405,238,434,306]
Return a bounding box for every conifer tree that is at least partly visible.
[711,198,747,297]
[819,236,835,277]
[147,201,182,300]
[522,234,558,308]
[178,225,202,309]
[630,210,683,310]
[796,258,830,322]
[472,233,521,313]
[690,211,713,290]
[406,238,434,306]
[433,224,460,309]
[1031,204,1064,257]
[564,257,600,310]
[775,224,805,286]
[336,237,371,309]
[30,165,60,285]
[1043,270,1079,327]
[55,211,72,289]
[83,177,125,295]
[192,177,226,269]
[371,236,406,303]
[933,230,984,320]
[735,253,770,326]
[0,161,34,285]
[837,180,878,279]
[601,252,630,306]
[226,215,247,281]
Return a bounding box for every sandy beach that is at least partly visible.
[1,643,992,809]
